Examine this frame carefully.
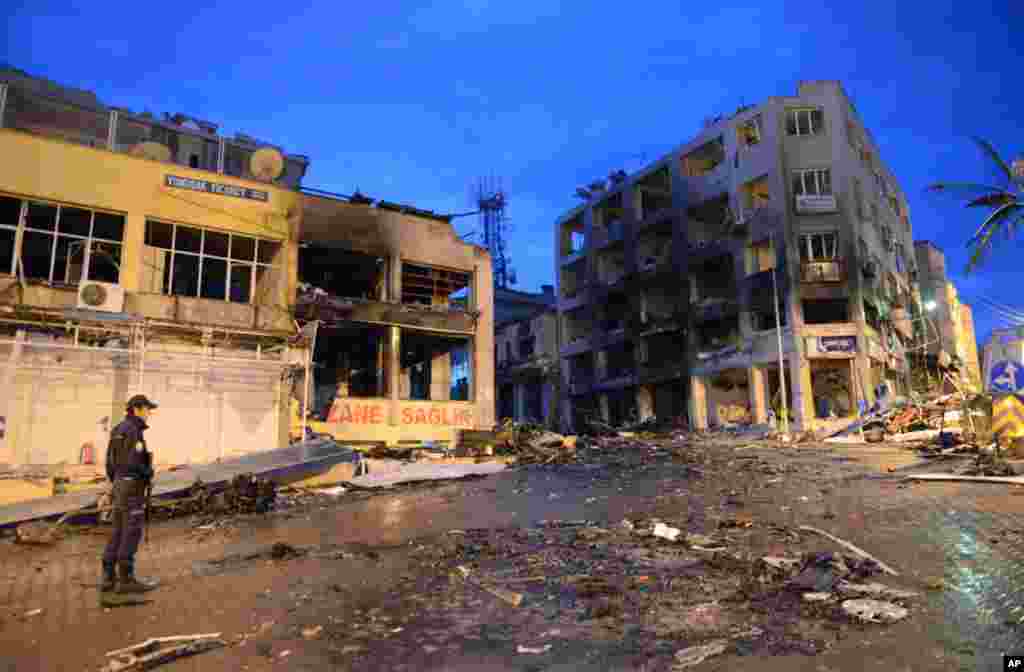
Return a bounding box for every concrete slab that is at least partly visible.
[0,439,358,529]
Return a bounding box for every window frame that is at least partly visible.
[0,195,125,284]
[143,218,281,304]
[799,231,840,262]
[792,168,833,197]
[786,108,825,137]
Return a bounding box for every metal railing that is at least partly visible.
[0,81,303,188]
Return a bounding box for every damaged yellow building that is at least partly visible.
[0,67,495,468]
[296,192,495,448]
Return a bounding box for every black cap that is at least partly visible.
[126,394,158,410]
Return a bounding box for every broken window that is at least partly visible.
[561,215,585,256]
[636,166,673,220]
[594,193,625,244]
[606,388,637,427]
[747,238,776,274]
[740,175,771,219]
[682,137,726,177]
[792,169,832,197]
[752,304,785,331]
[802,299,849,324]
[3,197,125,284]
[401,263,471,309]
[312,324,391,413]
[786,108,825,137]
[299,246,387,300]
[799,232,838,262]
[602,343,635,379]
[400,330,472,401]
[143,219,279,303]
[737,116,762,148]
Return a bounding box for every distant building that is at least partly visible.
[494,285,555,327]
[494,286,558,427]
[913,240,981,388]
[960,303,981,390]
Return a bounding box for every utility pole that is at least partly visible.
[771,232,790,436]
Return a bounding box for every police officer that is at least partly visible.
[101,394,159,593]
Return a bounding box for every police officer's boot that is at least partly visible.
[100,561,116,592]
[116,560,156,594]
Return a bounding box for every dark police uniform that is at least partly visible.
[102,395,158,592]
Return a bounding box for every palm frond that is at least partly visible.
[971,136,1015,186]
[966,203,1022,272]
[966,192,1017,208]
[926,181,1008,202]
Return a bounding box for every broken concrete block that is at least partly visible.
[673,640,728,668]
[836,581,918,601]
[653,522,682,541]
[841,598,909,623]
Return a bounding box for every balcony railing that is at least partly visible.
[801,259,845,283]
[0,81,306,189]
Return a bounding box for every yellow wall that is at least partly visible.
[0,129,300,307]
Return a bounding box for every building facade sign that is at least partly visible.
[819,336,856,353]
[165,174,269,202]
[327,401,473,427]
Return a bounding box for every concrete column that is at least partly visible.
[636,385,655,421]
[513,384,526,422]
[542,381,555,428]
[598,393,611,424]
[789,354,815,430]
[430,351,450,401]
[748,366,767,424]
[689,375,708,430]
[388,326,401,425]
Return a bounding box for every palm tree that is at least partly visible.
[927,137,1024,272]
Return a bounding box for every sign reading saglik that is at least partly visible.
[165,175,269,202]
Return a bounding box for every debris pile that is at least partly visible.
[496,421,578,464]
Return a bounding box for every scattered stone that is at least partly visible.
[836,581,918,601]
[673,640,728,668]
[302,625,323,640]
[841,599,909,623]
[516,644,552,654]
[653,523,683,541]
[802,592,833,603]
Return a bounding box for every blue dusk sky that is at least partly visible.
[4,0,1022,345]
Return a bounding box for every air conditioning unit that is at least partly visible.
[77,281,126,313]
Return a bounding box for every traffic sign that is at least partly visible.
[993,394,1024,440]
[991,360,1024,393]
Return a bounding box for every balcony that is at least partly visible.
[801,260,845,284]
[295,292,477,333]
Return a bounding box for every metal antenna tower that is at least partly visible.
[474,176,515,288]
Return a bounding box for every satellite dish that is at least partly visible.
[250,147,285,182]
[130,141,172,163]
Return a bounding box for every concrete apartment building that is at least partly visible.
[494,287,558,427]
[0,67,496,468]
[555,81,918,432]
[913,240,981,389]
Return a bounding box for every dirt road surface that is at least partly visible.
[2,436,1023,671]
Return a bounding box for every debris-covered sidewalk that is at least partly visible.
[2,430,1023,671]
